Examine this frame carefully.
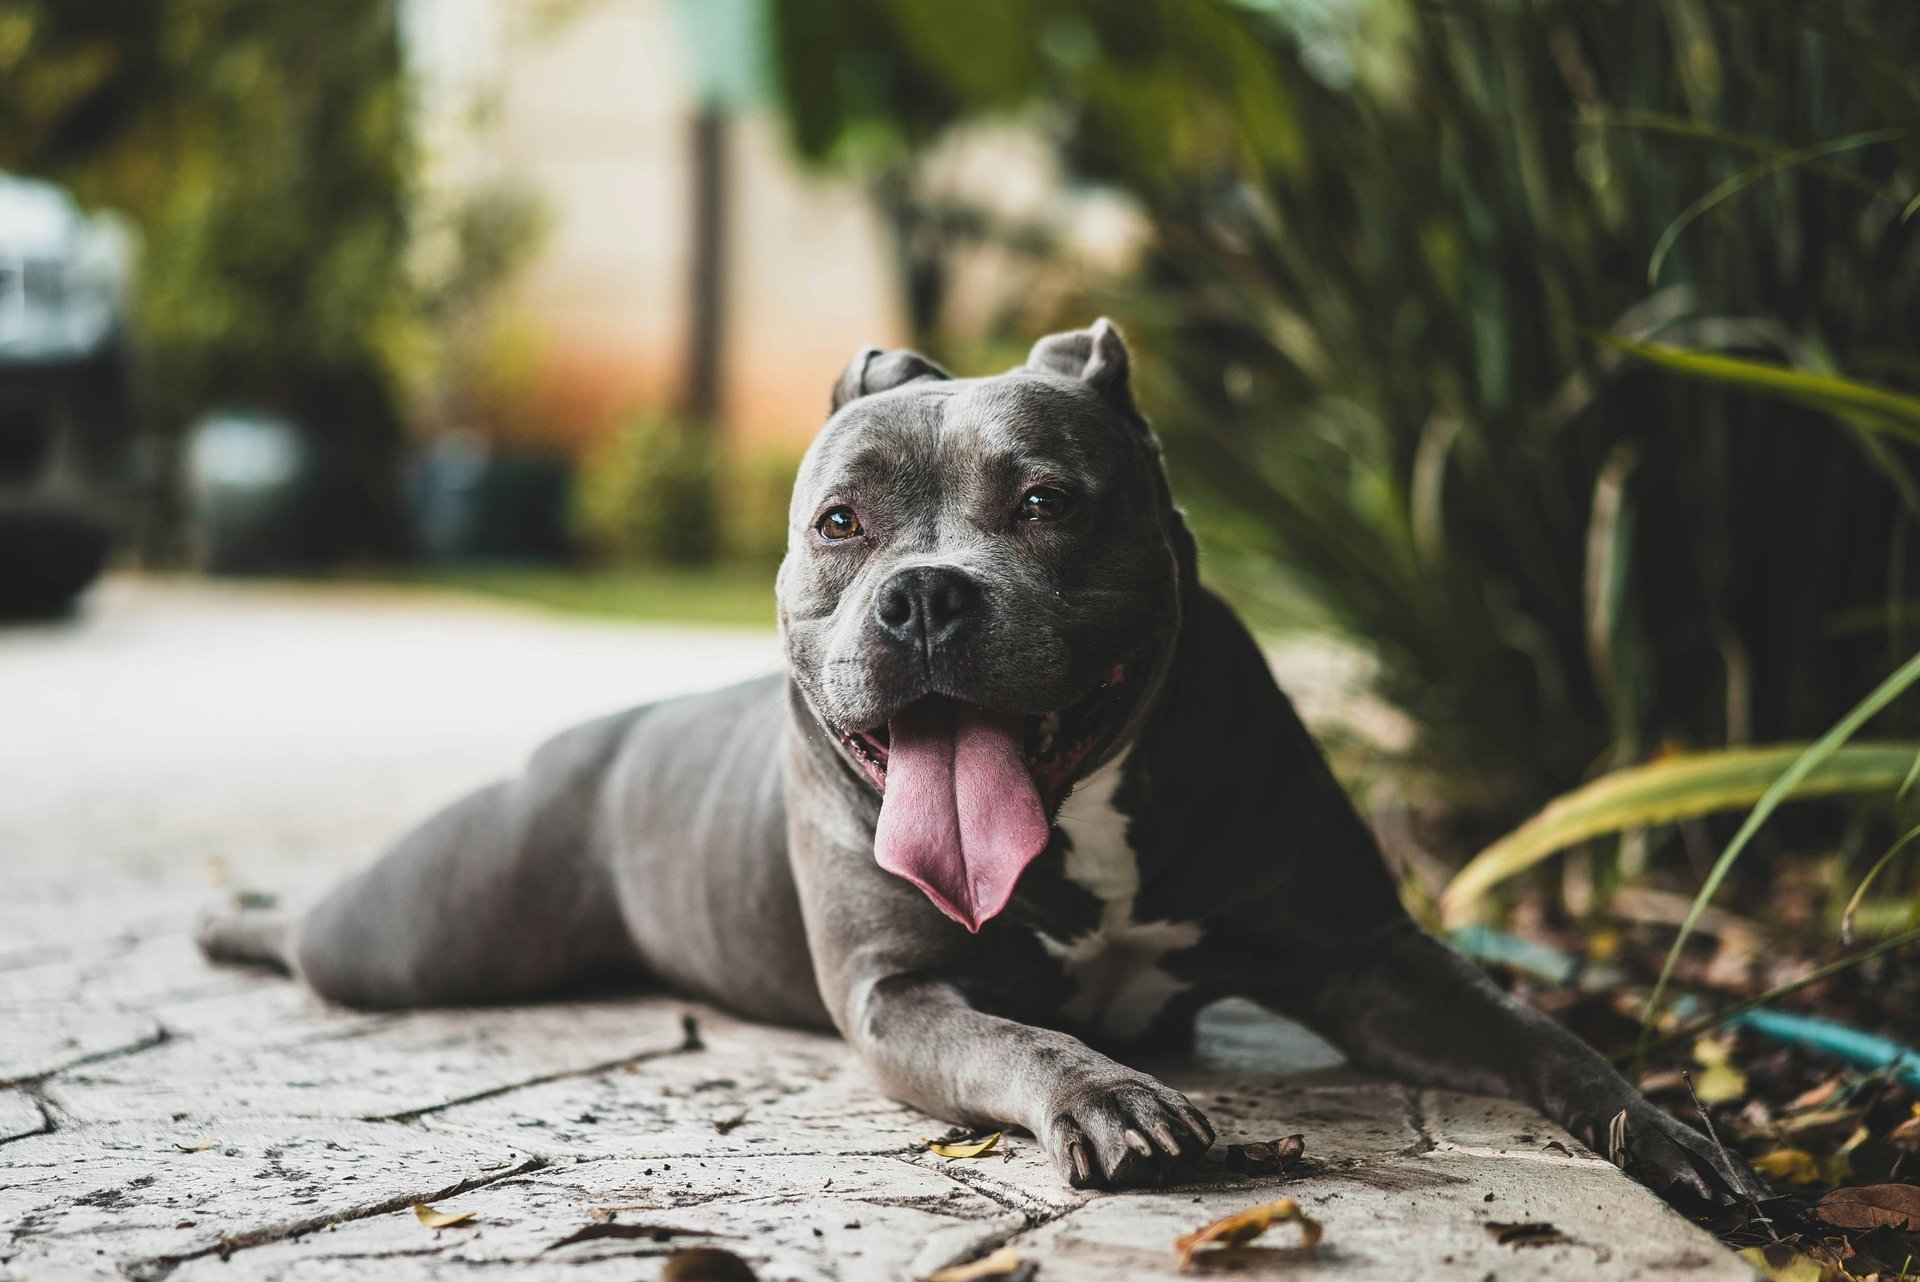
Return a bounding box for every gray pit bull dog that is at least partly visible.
[202,320,1759,1206]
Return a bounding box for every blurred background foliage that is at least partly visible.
[0,0,537,558]
[574,415,796,568]
[769,0,1920,857]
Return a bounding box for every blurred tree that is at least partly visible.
[769,0,1920,841]
[0,0,419,558]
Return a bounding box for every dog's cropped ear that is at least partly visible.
[1024,317,1136,415]
[831,347,952,413]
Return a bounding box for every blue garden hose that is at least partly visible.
[1447,926,1920,1091]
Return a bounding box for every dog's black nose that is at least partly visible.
[874,566,980,649]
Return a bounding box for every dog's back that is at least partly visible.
[201,672,823,1023]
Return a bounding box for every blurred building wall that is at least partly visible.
[403,0,905,450]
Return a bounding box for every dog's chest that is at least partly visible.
[1033,754,1202,1040]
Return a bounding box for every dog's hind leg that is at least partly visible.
[196,906,296,973]
[198,709,644,1009]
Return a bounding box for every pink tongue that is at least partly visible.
[873,697,1051,932]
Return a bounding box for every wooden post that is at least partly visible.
[684,102,729,427]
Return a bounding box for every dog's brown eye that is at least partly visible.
[817,506,862,540]
[1018,486,1070,522]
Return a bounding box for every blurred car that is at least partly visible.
[0,172,141,616]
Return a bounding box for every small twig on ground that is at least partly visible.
[1683,1069,1778,1242]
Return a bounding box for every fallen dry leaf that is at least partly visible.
[1751,1148,1822,1185]
[1812,1183,1920,1232]
[1888,1104,1920,1152]
[412,1202,477,1229]
[1224,1134,1306,1175]
[926,1131,1001,1159]
[1638,1068,1687,1094]
[1784,1077,1844,1112]
[1770,1106,1864,1137]
[1487,1221,1569,1248]
[1691,1035,1747,1106]
[660,1246,759,1282]
[922,1245,1032,1282]
[1174,1198,1322,1270]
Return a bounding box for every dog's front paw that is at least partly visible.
[1589,1098,1769,1210]
[1041,1070,1214,1189]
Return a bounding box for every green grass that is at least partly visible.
[378,563,780,629]
[373,560,1333,640]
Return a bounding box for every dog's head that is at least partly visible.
[777,319,1192,930]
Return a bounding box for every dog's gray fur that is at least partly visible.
[201,321,1756,1204]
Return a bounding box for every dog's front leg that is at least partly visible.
[786,744,1212,1190]
[843,969,1213,1188]
[1250,921,1762,1207]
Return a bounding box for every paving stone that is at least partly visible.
[415,1007,923,1163]
[164,1155,1020,1282]
[0,1119,536,1278]
[45,999,693,1125]
[1016,1147,1745,1281]
[0,1007,166,1088]
[0,581,1756,1281]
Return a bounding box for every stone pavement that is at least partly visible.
[0,578,1752,1281]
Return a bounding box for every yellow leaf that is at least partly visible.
[1773,1107,1863,1136]
[922,1245,1025,1282]
[413,1202,477,1229]
[1691,1036,1747,1105]
[1738,1246,1828,1282]
[1825,1125,1872,1185]
[1751,1148,1822,1185]
[1174,1198,1322,1271]
[925,1132,1001,1159]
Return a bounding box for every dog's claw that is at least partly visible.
[1595,1101,1770,1212]
[1044,1071,1214,1189]
[1067,1138,1093,1185]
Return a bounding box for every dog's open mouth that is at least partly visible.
[832,662,1133,800]
[830,664,1135,934]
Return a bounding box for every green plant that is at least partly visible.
[575,416,723,567]
[1439,740,1920,924]
[719,446,804,566]
[771,0,1920,846]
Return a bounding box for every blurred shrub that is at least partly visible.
[772,0,1920,834]
[0,0,536,560]
[577,416,801,568]
[721,446,803,565]
[576,417,722,567]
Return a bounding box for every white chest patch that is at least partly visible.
[1037,752,1203,1040]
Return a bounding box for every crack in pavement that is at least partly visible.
[1401,1085,1438,1157]
[901,1154,1105,1279]
[0,1023,173,1092]
[368,1030,707,1124]
[117,1155,551,1281]
[898,1151,1074,1225]
[0,1091,57,1148]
